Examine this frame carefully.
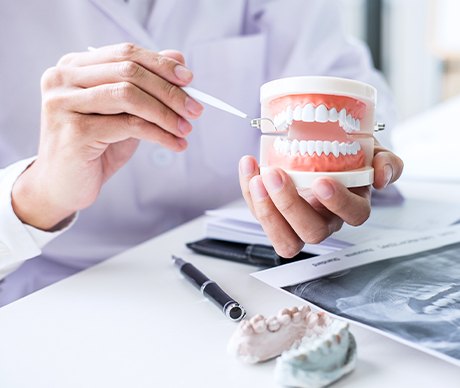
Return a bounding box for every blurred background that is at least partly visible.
[341,0,460,181]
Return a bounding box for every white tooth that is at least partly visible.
[299,140,308,156]
[339,142,347,155]
[307,141,315,156]
[274,114,283,127]
[282,140,290,155]
[274,137,283,152]
[302,104,315,122]
[286,107,293,124]
[293,106,302,121]
[356,142,361,151]
[352,143,358,155]
[347,144,353,155]
[323,141,331,156]
[347,114,353,129]
[332,141,339,157]
[339,109,347,126]
[315,140,323,156]
[328,107,338,122]
[423,305,438,314]
[315,105,328,123]
[290,139,299,155]
[267,317,281,332]
[433,298,451,307]
[356,119,361,131]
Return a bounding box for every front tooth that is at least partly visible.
[282,139,290,155]
[290,139,299,155]
[286,107,293,124]
[329,107,338,122]
[315,105,328,123]
[423,305,438,314]
[302,104,315,122]
[356,119,361,131]
[315,140,323,156]
[293,106,302,121]
[356,142,361,151]
[347,114,353,129]
[274,137,282,152]
[332,141,339,157]
[339,142,347,155]
[339,109,347,126]
[323,141,331,156]
[307,141,315,156]
[299,140,308,156]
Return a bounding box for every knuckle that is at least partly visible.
[111,82,135,101]
[162,81,181,101]
[116,42,138,59]
[275,242,302,259]
[125,114,145,128]
[42,93,67,112]
[57,52,77,67]
[348,206,371,226]
[275,197,296,215]
[40,67,65,90]
[119,61,143,80]
[301,224,330,245]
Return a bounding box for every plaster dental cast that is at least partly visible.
[0,0,402,306]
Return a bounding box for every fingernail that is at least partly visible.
[240,156,255,177]
[263,170,284,193]
[177,117,192,136]
[177,138,188,149]
[174,65,193,82]
[313,180,335,200]
[185,96,203,117]
[384,164,393,187]
[249,176,268,202]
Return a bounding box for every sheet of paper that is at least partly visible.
[252,224,460,367]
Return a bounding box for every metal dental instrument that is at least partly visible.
[181,87,279,130]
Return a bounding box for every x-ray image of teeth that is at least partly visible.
[283,242,460,364]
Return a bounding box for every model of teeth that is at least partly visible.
[274,318,357,388]
[258,76,377,188]
[227,306,356,388]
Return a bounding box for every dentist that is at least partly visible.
[0,0,402,305]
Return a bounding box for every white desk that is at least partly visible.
[0,181,460,388]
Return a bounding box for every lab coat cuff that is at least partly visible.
[0,157,76,268]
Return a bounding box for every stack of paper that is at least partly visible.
[205,195,460,255]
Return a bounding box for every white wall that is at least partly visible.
[341,0,443,121]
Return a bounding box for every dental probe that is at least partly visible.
[172,255,246,322]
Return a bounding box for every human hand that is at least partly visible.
[12,43,203,230]
[239,140,403,258]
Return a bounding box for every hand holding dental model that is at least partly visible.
[12,43,203,230]
[239,76,403,258]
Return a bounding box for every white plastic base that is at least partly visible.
[260,166,374,188]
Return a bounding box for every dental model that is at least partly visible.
[257,76,378,188]
[274,318,357,388]
[227,306,356,388]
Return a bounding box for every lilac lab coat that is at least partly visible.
[0,0,395,305]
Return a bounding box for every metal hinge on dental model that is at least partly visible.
[251,118,386,133]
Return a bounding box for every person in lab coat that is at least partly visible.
[0,0,403,306]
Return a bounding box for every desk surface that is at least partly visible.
[0,181,460,387]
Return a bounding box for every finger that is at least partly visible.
[60,82,192,138]
[66,62,203,119]
[261,168,333,244]
[249,176,304,258]
[238,155,259,216]
[58,43,193,86]
[372,144,404,189]
[71,113,187,152]
[311,178,371,226]
[159,49,185,64]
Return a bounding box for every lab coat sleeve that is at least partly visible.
[0,158,76,279]
[251,0,397,147]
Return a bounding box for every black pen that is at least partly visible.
[172,255,246,322]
